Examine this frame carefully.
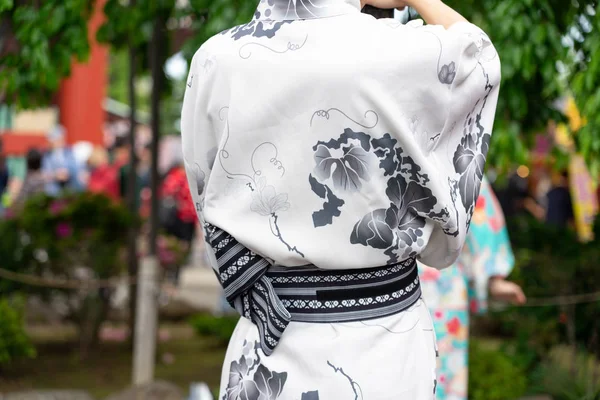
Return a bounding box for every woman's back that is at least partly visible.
[182,0,500,270]
[181,1,501,398]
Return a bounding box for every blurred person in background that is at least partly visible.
[545,169,574,228]
[112,135,131,168]
[496,172,530,218]
[43,125,83,195]
[87,146,121,202]
[0,139,8,217]
[137,144,152,218]
[137,143,152,189]
[12,148,46,210]
[419,176,526,400]
[0,138,8,197]
[161,157,197,282]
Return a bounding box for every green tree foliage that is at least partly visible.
[468,340,528,400]
[446,0,597,171]
[570,3,600,177]
[0,298,35,367]
[97,0,175,90]
[178,0,257,61]
[0,0,94,108]
[0,192,136,355]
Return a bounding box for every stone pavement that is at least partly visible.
[2,391,95,400]
[167,265,221,314]
[162,237,223,316]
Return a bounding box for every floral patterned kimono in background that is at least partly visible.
[419,177,515,400]
[181,0,501,398]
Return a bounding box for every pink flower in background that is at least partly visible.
[4,208,14,219]
[158,248,176,265]
[100,326,129,342]
[56,222,73,238]
[49,201,67,215]
[157,236,168,248]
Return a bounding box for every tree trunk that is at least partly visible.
[149,16,163,257]
[126,0,138,348]
[78,290,110,359]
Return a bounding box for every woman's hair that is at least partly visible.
[26,148,43,171]
[361,4,394,18]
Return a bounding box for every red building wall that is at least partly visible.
[2,0,107,155]
[59,0,108,146]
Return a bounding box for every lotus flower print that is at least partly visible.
[250,177,290,216]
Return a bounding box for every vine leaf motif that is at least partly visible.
[350,208,396,250]
[452,62,494,223]
[222,341,289,400]
[301,391,320,400]
[443,177,460,237]
[223,19,292,41]
[313,145,371,193]
[327,361,363,400]
[453,133,489,214]
[438,62,456,85]
[310,109,379,130]
[312,128,372,152]
[253,364,287,399]
[309,174,345,227]
[239,35,308,59]
[194,163,206,197]
[371,133,399,177]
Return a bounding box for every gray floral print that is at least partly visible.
[223,341,288,400]
[310,120,452,263]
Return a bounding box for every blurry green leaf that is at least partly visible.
[0,0,94,108]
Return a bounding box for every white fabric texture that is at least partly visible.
[181,0,500,398]
[220,299,437,399]
[181,0,500,272]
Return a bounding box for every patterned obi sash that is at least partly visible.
[207,224,421,356]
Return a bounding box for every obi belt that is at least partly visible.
[207,224,421,356]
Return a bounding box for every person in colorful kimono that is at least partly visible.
[419,176,526,400]
[181,0,501,398]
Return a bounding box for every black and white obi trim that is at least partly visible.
[207,223,421,356]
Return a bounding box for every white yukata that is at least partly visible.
[181,0,500,398]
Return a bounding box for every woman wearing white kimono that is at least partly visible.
[181,0,501,398]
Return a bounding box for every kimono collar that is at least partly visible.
[254,0,361,21]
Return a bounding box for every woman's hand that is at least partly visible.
[489,277,527,305]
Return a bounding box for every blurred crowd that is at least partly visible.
[496,168,574,228]
[0,126,198,280]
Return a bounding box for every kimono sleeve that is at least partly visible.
[180,48,220,271]
[418,21,502,268]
